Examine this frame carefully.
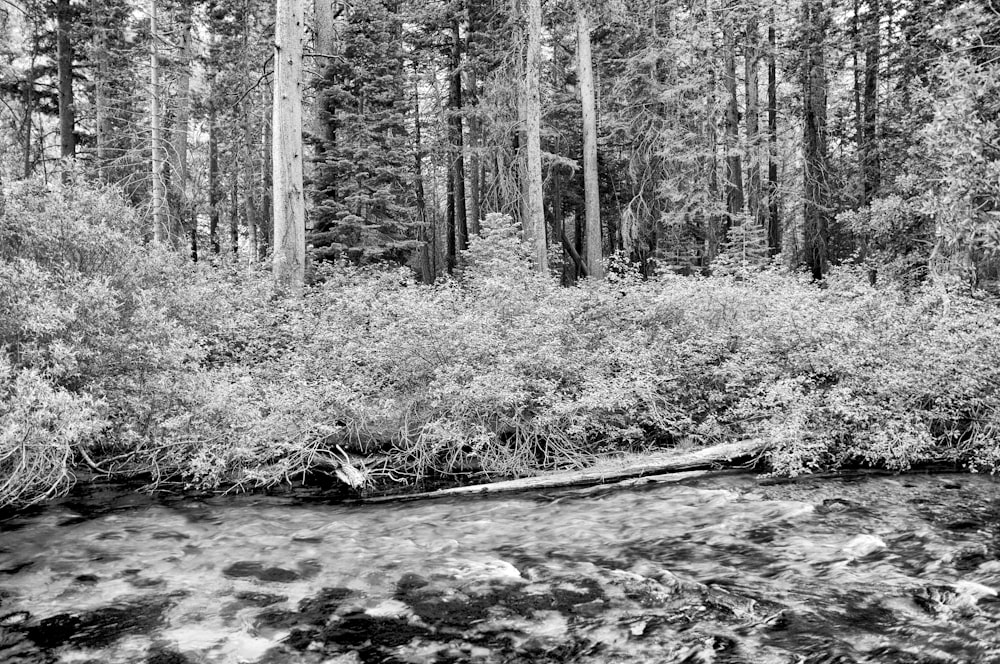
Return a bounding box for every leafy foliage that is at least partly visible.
[4,185,1000,509]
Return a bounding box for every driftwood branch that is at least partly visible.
[361,439,764,503]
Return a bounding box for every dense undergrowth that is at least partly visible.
[2,182,1000,509]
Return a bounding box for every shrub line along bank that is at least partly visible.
[2,183,1000,510]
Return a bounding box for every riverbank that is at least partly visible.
[4,183,1000,512]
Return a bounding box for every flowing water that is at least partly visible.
[1,472,999,664]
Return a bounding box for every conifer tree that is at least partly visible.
[310,1,419,264]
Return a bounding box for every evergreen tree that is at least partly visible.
[310,1,419,265]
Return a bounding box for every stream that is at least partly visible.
[1,472,999,663]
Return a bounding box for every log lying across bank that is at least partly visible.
[362,439,765,503]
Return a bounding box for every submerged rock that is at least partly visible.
[222,561,300,583]
[146,646,195,664]
[26,595,178,650]
[297,587,352,625]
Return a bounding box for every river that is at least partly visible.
[1,472,998,663]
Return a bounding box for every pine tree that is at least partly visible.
[310,0,419,265]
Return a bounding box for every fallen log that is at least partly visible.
[360,438,765,504]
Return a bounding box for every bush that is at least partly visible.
[4,185,1000,509]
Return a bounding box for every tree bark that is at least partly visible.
[93,24,110,183]
[273,0,307,294]
[722,3,744,227]
[229,171,239,255]
[150,0,167,243]
[577,2,602,279]
[466,70,482,238]
[312,0,338,143]
[209,104,220,255]
[56,0,75,164]
[261,81,273,254]
[744,10,763,227]
[22,26,36,178]
[524,0,548,273]
[168,12,192,249]
[862,0,880,204]
[413,75,433,283]
[448,16,468,253]
[767,8,780,255]
[802,0,831,280]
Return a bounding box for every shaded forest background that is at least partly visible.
[2,0,998,284]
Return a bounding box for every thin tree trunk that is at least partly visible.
[246,181,260,262]
[313,0,337,142]
[169,13,192,249]
[744,10,763,227]
[466,68,482,238]
[261,81,273,254]
[524,0,547,272]
[464,0,482,237]
[862,0,880,204]
[767,7,780,255]
[273,0,306,294]
[852,0,863,206]
[150,0,167,243]
[722,4,744,227]
[449,16,468,253]
[209,105,220,254]
[577,2,602,279]
[802,0,830,280]
[22,32,36,178]
[413,75,433,283]
[93,25,110,183]
[229,171,239,255]
[56,0,75,166]
[704,17,720,264]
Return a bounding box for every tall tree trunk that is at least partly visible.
[246,179,260,262]
[150,0,167,243]
[722,3,744,227]
[744,9,763,227]
[229,171,239,255]
[524,0,547,272]
[446,78,457,275]
[862,0,880,204]
[169,13,192,249]
[273,0,306,294]
[93,25,110,182]
[22,32,36,178]
[767,7,780,255]
[466,69,482,238]
[242,111,260,261]
[56,0,75,166]
[577,1,602,279]
[852,0,863,205]
[705,36,720,265]
[313,0,337,142]
[209,105,220,255]
[448,16,468,254]
[802,0,830,280]
[261,81,274,255]
[413,78,433,283]
[464,0,482,237]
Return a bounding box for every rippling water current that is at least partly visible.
[2,473,999,663]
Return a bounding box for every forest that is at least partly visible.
[1,0,1000,510]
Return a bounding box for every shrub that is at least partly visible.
[4,182,1000,508]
